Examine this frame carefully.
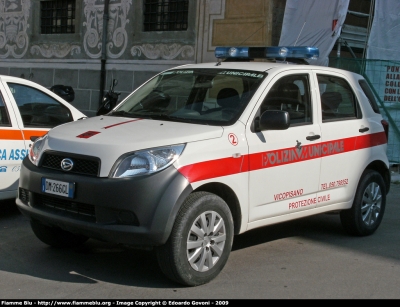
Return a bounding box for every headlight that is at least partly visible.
[28,134,48,166]
[111,144,185,178]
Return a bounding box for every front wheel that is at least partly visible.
[156,192,234,286]
[340,170,386,236]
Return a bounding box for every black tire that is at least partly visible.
[30,219,89,248]
[156,192,234,286]
[340,170,386,236]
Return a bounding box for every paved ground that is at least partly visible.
[0,179,399,299]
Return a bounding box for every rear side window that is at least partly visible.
[317,74,361,122]
[8,83,73,128]
[359,79,380,114]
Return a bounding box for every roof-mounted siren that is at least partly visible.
[214,46,319,64]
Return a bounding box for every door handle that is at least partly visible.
[359,127,369,133]
[306,135,321,141]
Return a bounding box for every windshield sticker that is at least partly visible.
[163,70,194,75]
[218,71,264,78]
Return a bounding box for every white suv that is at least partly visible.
[16,46,390,286]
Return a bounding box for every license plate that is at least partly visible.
[41,178,75,198]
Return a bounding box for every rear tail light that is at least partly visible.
[381,119,389,142]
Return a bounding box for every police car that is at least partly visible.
[0,75,86,201]
[16,46,390,286]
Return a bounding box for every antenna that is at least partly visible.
[294,21,306,46]
[237,21,268,47]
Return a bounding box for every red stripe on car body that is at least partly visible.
[178,132,387,183]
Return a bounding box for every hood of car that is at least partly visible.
[44,116,224,176]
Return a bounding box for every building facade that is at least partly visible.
[0,0,285,116]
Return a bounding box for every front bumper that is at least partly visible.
[16,158,192,246]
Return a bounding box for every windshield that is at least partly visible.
[110,68,267,125]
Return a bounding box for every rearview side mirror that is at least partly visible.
[255,110,290,132]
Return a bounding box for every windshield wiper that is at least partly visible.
[148,113,178,121]
[150,114,199,124]
[112,110,196,123]
[109,110,137,117]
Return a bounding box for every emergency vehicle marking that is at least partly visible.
[103,118,143,129]
[321,178,348,190]
[77,131,100,139]
[228,133,238,146]
[22,130,48,140]
[0,129,45,161]
[178,156,245,183]
[0,130,24,140]
[0,149,28,160]
[288,194,330,210]
[177,131,387,183]
[218,71,265,78]
[261,140,344,167]
[0,129,47,140]
[163,70,194,75]
[251,132,386,170]
[274,189,304,201]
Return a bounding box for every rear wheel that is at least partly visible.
[156,192,234,286]
[340,170,386,236]
[31,219,89,248]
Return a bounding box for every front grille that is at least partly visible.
[41,151,100,176]
[34,193,96,222]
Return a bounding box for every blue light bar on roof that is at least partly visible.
[215,46,319,60]
[215,47,250,58]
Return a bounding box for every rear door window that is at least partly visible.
[317,74,361,122]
